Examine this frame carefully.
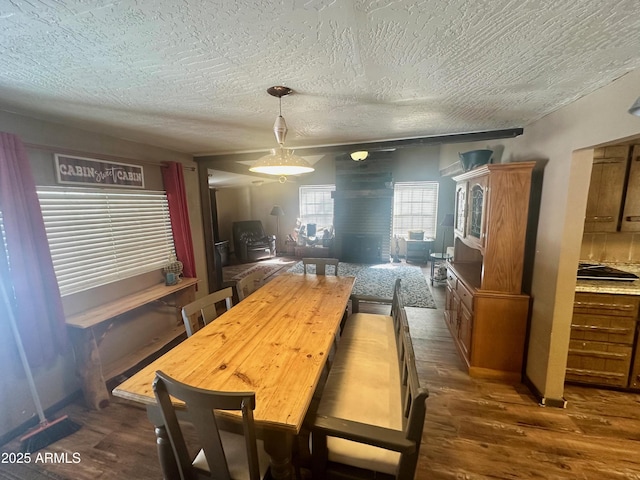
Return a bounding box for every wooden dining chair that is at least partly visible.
[236,271,265,301]
[152,370,271,480]
[302,257,340,275]
[181,287,234,337]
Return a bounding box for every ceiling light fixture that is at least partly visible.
[350,151,369,161]
[249,86,315,176]
[629,96,640,116]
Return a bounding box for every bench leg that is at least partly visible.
[310,431,328,480]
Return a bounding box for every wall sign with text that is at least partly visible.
[54,154,145,188]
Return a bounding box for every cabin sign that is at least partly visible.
[55,154,145,188]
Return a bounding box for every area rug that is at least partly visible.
[224,258,297,282]
[287,261,436,309]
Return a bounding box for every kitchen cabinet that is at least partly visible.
[566,292,639,389]
[621,145,640,232]
[445,162,535,380]
[584,145,629,233]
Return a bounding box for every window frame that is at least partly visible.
[298,184,336,231]
[36,186,177,296]
[392,181,440,239]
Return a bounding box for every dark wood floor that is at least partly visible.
[3,266,640,479]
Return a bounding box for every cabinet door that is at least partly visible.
[584,145,629,233]
[454,182,467,237]
[459,302,473,361]
[621,145,640,232]
[444,284,459,334]
[466,176,488,249]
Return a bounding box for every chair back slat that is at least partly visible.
[181,287,234,336]
[152,370,262,480]
[236,271,265,301]
[302,257,339,275]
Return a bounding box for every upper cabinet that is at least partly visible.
[584,145,630,233]
[621,145,640,232]
[452,163,534,293]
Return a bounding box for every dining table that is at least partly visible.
[112,272,355,480]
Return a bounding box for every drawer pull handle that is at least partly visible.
[571,325,632,334]
[584,216,614,222]
[574,301,636,311]
[625,216,640,222]
[568,349,629,359]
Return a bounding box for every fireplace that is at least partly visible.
[333,153,394,262]
[341,233,382,263]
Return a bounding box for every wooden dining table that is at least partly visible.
[112,272,355,480]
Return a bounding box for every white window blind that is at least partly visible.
[299,185,336,230]
[37,187,176,296]
[392,181,439,238]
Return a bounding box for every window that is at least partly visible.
[37,187,176,296]
[392,181,439,238]
[299,185,335,230]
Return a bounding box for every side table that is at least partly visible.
[430,253,452,285]
[406,239,434,264]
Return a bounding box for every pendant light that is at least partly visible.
[249,86,314,176]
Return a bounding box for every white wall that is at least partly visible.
[441,69,640,402]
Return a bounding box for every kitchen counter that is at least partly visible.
[576,263,640,295]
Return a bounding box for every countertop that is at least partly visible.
[575,263,640,295]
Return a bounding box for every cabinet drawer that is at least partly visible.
[456,280,473,312]
[446,268,457,290]
[573,293,640,318]
[566,340,632,388]
[570,315,637,345]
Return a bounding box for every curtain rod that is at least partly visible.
[23,142,197,172]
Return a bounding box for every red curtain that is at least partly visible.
[0,132,67,366]
[161,162,196,279]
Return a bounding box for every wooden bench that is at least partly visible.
[310,279,429,479]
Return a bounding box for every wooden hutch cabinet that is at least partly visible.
[445,162,535,380]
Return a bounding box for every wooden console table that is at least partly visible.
[66,278,197,409]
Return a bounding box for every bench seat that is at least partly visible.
[311,279,429,480]
[318,312,402,474]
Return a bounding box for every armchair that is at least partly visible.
[232,220,276,263]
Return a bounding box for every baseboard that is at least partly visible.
[0,390,83,448]
[523,374,567,408]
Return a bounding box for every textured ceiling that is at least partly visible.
[1,0,640,155]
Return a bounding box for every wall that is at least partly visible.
[440,69,640,403]
[211,147,453,263]
[0,111,206,439]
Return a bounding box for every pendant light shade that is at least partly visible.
[249,86,314,177]
[250,147,315,175]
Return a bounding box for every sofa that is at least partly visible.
[232,220,276,263]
